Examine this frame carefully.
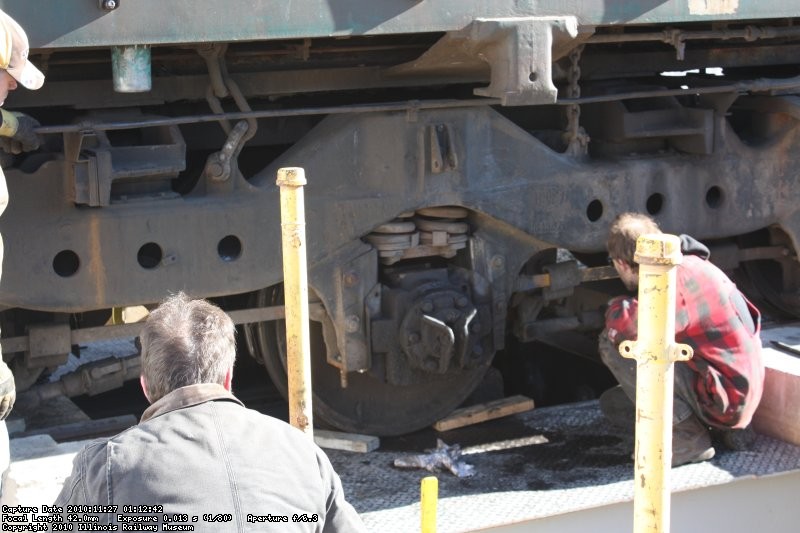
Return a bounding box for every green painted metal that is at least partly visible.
[1,0,798,49]
[111,45,152,93]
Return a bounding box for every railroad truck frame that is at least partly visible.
[1,0,799,435]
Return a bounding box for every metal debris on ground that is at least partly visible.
[393,439,475,477]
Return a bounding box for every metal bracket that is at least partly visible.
[67,120,186,206]
[619,340,694,363]
[668,343,694,362]
[471,17,578,105]
[72,147,113,206]
[389,17,579,106]
[26,323,71,368]
[313,244,378,375]
[541,260,581,300]
[619,340,636,360]
[204,120,250,182]
[429,124,458,174]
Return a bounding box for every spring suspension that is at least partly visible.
[365,206,470,265]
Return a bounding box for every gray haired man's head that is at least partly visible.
[139,292,236,403]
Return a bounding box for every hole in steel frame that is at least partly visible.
[646,193,664,215]
[137,242,163,269]
[218,235,242,262]
[53,250,80,277]
[586,199,603,222]
[705,186,723,209]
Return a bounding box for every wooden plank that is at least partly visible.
[752,346,800,446]
[314,429,380,453]
[433,395,535,432]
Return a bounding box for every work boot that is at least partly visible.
[712,426,757,451]
[672,415,715,467]
[599,385,635,432]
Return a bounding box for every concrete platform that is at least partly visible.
[4,328,800,531]
[4,399,800,532]
[1,434,89,507]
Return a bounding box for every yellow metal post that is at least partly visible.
[420,476,438,533]
[276,167,314,437]
[618,234,692,533]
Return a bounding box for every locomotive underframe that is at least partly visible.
[4,100,800,306]
[1,7,799,433]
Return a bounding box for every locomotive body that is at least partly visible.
[2,1,799,434]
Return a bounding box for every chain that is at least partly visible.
[563,45,590,157]
[567,45,584,100]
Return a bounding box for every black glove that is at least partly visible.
[0,112,41,154]
[0,360,15,420]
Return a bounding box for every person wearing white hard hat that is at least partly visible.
[0,7,45,497]
[0,9,45,150]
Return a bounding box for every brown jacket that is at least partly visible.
[54,383,366,532]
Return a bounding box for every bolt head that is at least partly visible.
[345,315,360,333]
[208,162,224,179]
[421,300,434,313]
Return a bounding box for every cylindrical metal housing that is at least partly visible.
[111,45,152,93]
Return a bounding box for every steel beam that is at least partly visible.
[3,1,799,50]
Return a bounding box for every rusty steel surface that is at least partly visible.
[4,105,800,311]
[0,0,800,438]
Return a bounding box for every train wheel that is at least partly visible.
[736,228,800,318]
[245,285,491,436]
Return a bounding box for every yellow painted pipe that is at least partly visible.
[421,476,438,533]
[276,167,314,437]
[618,234,692,533]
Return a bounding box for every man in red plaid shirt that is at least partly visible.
[599,213,764,467]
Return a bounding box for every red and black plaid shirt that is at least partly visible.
[605,254,764,428]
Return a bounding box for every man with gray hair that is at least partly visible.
[54,292,367,532]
